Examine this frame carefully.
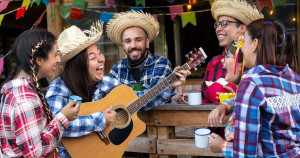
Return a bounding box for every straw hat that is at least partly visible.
[106,11,159,46]
[57,21,103,65]
[211,0,264,26]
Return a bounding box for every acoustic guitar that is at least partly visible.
[61,48,207,158]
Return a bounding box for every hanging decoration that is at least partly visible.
[16,6,26,19]
[30,0,41,7]
[152,14,158,21]
[135,0,145,7]
[42,0,50,5]
[166,0,175,4]
[33,10,46,28]
[22,0,31,10]
[0,1,10,13]
[59,5,71,19]
[169,5,183,20]
[70,7,83,19]
[0,57,3,76]
[105,0,114,8]
[72,0,86,10]
[100,12,113,23]
[272,0,285,7]
[209,0,214,6]
[181,12,196,27]
[130,6,143,12]
[0,14,4,26]
[256,0,272,11]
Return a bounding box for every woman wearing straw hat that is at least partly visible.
[45,22,118,157]
[0,29,79,158]
[199,0,264,104]
[106,11,191,111]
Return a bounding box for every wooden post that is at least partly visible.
[46,0,63,38]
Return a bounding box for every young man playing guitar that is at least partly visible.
[106,11,191,111]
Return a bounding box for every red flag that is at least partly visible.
[70,7,83,19]
[16,6,26,20]
[50,0,55,3]
[35,11,45,28]
[257,0,272,11]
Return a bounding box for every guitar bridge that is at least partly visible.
[96,131,110,145]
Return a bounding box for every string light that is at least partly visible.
[292,17,296,22]
[187,4,192,10]
[269,10,273,15]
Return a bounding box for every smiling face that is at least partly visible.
[222,50,242,85]
[37,43,60,79]
[87,44,105,84]
[122,27,149,63]
[215,16,246,47]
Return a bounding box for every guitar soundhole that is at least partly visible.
[109,120,133,145]
[113,108,130,128]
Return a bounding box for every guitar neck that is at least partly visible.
[126,63,190,114]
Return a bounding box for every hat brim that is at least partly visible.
[106,11,159,46]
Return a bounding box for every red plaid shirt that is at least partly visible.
[0,77,69,157]
[201,51,227,103]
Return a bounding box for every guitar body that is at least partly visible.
[61,85,146,158]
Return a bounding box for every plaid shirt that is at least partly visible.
[109,52,175,111]
[233,65,300,158]
[201,51,227,103]
[45,76,119,157]
[221,98,236,157]
[0,77,69,157]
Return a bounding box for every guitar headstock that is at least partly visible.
[186,47,207,70]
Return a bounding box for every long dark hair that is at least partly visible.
[60,49,93,102]
[246,19,298,71]
[1,29,56,123]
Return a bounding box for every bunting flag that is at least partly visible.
[16,6,26,20]
[59,5,71,19]
[34,10,45,28]
[70,7,83,19]
[42,0,50,5]
[152,14,158,21]
[0,57,3,76]
[22,0,31,10]
[30,0,41,7]
[72,0,86,10]
[169,5,183,20]
[50,0,55,3]
[166,0,175,4]
[272,0,285,7]
[257,0,272,11]
[0,1,10,13]
[181,12,196,28]
[135,0,145,7]
[105,0,114,8]
[100,12,113,23]
[0,14,4,26]
[209,0,214,6]
[130,7,143,12]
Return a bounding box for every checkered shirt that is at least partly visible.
[233,64,300,157]
[109,52,175,112]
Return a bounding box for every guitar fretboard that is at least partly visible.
[126,63,190,114]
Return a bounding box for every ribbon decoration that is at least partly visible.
[232,38,244,75]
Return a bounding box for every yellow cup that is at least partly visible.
[219,93,236,103]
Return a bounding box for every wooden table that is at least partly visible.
[125,104,229,158]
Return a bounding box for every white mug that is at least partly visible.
[182,90,201,105]
[194,128,211,148]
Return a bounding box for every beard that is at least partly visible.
[126,47,148,65]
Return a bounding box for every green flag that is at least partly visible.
[59,5,71,19]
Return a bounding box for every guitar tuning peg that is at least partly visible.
[194,67,198,71]
[185,54,189,58]
[189,51,193,55]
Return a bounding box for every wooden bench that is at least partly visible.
[125,104,229,157]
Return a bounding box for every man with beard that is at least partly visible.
[200,0,264,103]
[106,11,190,111]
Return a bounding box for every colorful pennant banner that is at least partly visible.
[135,0,145,7]
[169,5,183,20]
[0,1,10,13]
[130,6,143,12]
[100,12,113,23]
[105,0,114,8]
[182,12,196,28]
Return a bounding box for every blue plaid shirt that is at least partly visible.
[45,76,119,157]
[233,65,300,158]
[109,52,175,111]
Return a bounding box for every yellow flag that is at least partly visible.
[182,12,196,28]
[0,14,4,26]
[209,0,214,6]
[22,0,31,10]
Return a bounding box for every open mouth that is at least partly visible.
[96,65,104,73]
